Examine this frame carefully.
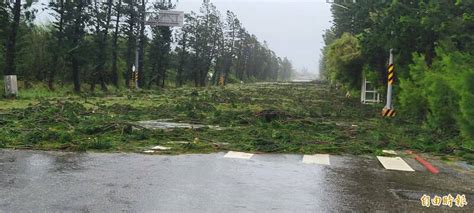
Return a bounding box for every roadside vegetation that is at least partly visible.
[0,0,294,92]
[0,0,472,163]
[321,1,474,162]
[0,82,471,163]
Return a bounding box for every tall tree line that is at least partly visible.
[321,0,474,147]
[320,0,474,88]
[0,0,294,93]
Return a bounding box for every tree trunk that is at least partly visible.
[155,54,162,86]
[137,0,145,88]
[94,0,113,92]
[111,0,122,87]
[90,0,100,92]
[149,54,157,88]
[161,64,166,88]
[72,56,81,93]
[125,8,135,88]
[176,31,187,87]
[125,1,137,88]
[48,0,65,90]
[3,0,21,76]
[194,59,200,87]
[98,0,114,92]
[71,0,85,93]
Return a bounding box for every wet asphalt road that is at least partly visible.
[0,149,473,212]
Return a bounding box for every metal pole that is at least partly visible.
[135,37,139,89]
[385,48,393,109]
[382,48,396,117]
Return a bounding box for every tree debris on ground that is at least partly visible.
[0,82,471,163]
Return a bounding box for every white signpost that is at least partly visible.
[147,10,184,27]
[133,10,184,89]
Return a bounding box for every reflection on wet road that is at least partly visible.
[0,150,472,212]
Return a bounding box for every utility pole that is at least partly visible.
[133,0,146,90]
[328,0,395,116]
[382,49,396,117]
[134,39,140,89]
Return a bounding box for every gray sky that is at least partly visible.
[176,0,332,75]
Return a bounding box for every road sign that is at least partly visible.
[147,10,184,27]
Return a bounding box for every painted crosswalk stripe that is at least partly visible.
[382,150,397,155]
[377,156,414,172]
[302,154,330,165]
[224,151,254,159]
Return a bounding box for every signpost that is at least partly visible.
[133,10,184,89]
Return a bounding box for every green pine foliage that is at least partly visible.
[16,26,53,84]
[322,0,474,157]
[325,33,363,90]
[399,49,474,149]
[398,56,428,121]
[459,72,474,140]
[1,0,293,93]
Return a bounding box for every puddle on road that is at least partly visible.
[136,119,226,130]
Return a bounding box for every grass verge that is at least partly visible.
[0,82,471,163]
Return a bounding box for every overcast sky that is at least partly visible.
[176,0,332,75]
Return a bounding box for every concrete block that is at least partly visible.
[4,75,18,97]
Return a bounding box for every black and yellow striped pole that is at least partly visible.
[218,74,225,86]
[131,65,139,90]
[382,49,396,117]
[134,70,139,89]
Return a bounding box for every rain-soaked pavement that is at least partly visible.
[0,149,472,212]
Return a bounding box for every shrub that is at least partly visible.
[424,74,459,132]
[88,138,114,150]
[23,131,44,145]
[325,33,364,90]
[399,49,474,144]
[458,72,474,140]
[399,54,429,121]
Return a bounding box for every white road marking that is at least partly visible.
[224,151,254,159]
[151,145,172,150]
[302,154,330,165]
[382,150,397,155]
[377,156,415,171]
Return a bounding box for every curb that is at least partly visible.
[406,150,440,174]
